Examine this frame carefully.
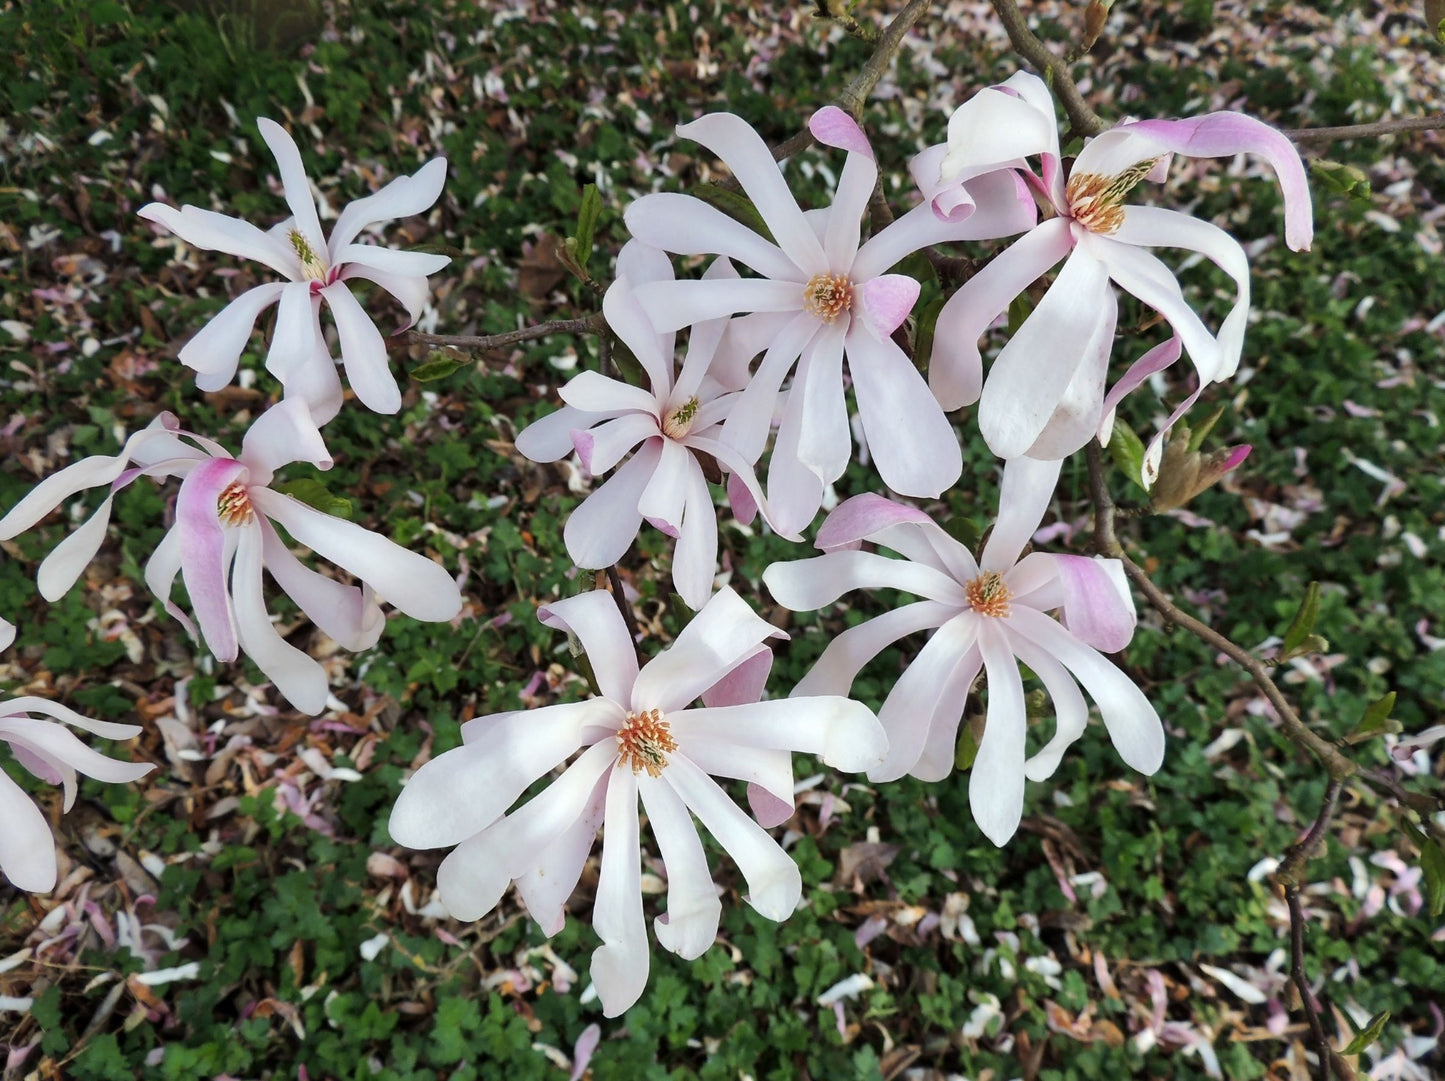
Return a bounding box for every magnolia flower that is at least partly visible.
[762,456,1164,846]
[515,242,781,609]
[0,401,462,713]
[624,106,1036,535]
[0,696,154,892]
[139,118,449,416]
[925,71,1313,461]
[389,586,886,1015]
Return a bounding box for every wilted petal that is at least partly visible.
[979,456,1064,573]
[639,774,721,960]
[590,768,649,1017]
[970,623,1028,845]
[538,590,639,705]
[328,157,448,254]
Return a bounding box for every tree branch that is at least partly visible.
[835,0,933,119]
[987,0,1106,138]
[1286,113,1445,144]
[408,314,607,353]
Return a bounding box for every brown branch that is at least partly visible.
[987,0,1106,138]
[1285,113,1445,144]
[835,0,933,119]
[408,314,607,353]
[604,565,643,663]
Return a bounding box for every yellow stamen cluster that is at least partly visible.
[1064,158,1160,235]
[662,396,700,440]
[802,273,853,322]
[965,570,1013,619]
[288,228,329,281]
[216,481,256,527]
[616,708,677,777]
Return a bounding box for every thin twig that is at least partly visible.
[987,0,1106,138]
[409,314,607,353]
[604,565,643,663]
[1285,113,1445,143]
[835,0,932,118]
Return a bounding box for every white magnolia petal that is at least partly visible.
[872,614,980,782]
[939,79,1060,183]
[615,238,675,287]
[558,370,658,417]
[911,641,986,782]
[1022,282,1118,460]
[574,413,659,478]
[1004,551,1066,611]
[257,118,327,259]
[591,768,649,1017]
[321,283,401,414]
[793,599,956,698]
[796,321,851,483]
[928,218,1074,409]
[700,645,772,709]
[671,459,719,611]
[178,282,289,390]
[332,244,450,279]
[563,440,663,568]
[250,489,461,622]
[638,774,721,960]
[258,520,383,652]
[636,438,692,535]
[1011,631,1090,782]
[239,398,332,484]
[0,717,152,786]
[720,311,818,462]
[339,262,431,330]
[231,524,329,713]
[264,282,323,390]
[763,550,968,611]
[665,754,801,921]
[328,157,448,254]
[680,435,786,540]
[671,257,742,403]
[679,738,793,827]
[820,127,877,270]
[515,405,607,463]
[37,494,116,602]
[681,697,885,774]
[278,345,344,426]
[538,590,639,705]
[513,768,609,937]
[979,455,1064,573]
[712,310,798,391]
[970,623,1028,846]
[603,277,673,395]
[1,698,140,742]
[143,527,196,638]
[0,771,56,892]
[138,203,299,278]
[762,381,826,538]
[631,278,804,333]
[623,194,803,282]
[0,617,13,653]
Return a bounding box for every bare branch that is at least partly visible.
[987,0,1106,138]
[835,0,933,119]
[1286,113,1445,144]
[408,314,608,354]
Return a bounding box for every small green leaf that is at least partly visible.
[1006,292,1033,336]
[955,724,980,771]
[276,479,351,519]
[1279,582,1324,661]
[1186,406,1226,452]
[693,183,776,243]
[1345,692,1400,743]
[942,513,983,552]
[1421,839,1445,918]
[411,351,469,382]
[911,294,945,374]
[1310,159,1372,201]
[1341,1008,1391,1055]
[572,182,602,272]
[1107,419,1149,494]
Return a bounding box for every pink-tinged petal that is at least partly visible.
[278,345,344,427]
[911,640,986,782]
[623,194,802,283]
[228,524,329,712]
[795,600,957,702]
[858,275,919,338]
[665,754,801,920]
[1083,233,1224,385]
[1021,284,1119,460]
[574,413,659,477]
[516,404,607,463]
[712,309,798,391]
[1098,337,1182,443]
[970,622,1028,845]
[980,456,1063,573]
[631,277,804,333]
[0,717,152,787]
[328,157,448,255]
[809,106,874,158]
[569,1025,602,1081]
[700,645,771,710]
[513,768,609,937]
[250,488,462,622]
[603,277,673,395]
[928,218,1073,410]
[852,171,1038,281]
[143,527,196,638]
[1111,205,1251,380]
[177,459,246,661]
[264,283,325,391]
[845,325,962,498]
[637,438,693,536]
[682,435,783,538]
[434,742,615,921]
[638,774,722,959]
[816,117,877,271]
[320,283,400,414]
[590,767,649,1017]
[1077,113,1313,250]
[257,118,326,261]
[562,440,663,568]
[138,203,298,278]
[683,697,886,773]
[538,589,639,705]
[239,398,331,485]
[558,369,658,417]
[1139,381,1208,490]
[391,699,616,848]
[977,244,1114,460]
[332,244,450,279]
[720,311,818,463]
[36,494,117,601]
[1011,631,1090,782]
[0,771,56,892]
[909,144,979,223]
[680,739,794,827]
[178,282,288,391]
[675,112,827,275]
[796,321,850,484]
[872,613,980,782]
[816,492,932,551]
[746,783,795,829]
[258,519,383,652]
[671,460,719,611]
[1051,555,1136,653]
[764,550,968,610]
[633,586,784,714]
[1008,607,1165,774]
[727,467,758,525]
[339,262,431,330]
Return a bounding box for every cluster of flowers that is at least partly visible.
[0,71,1311,1015]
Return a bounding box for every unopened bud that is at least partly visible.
[1082,0,1110,48]
[1149,425,1251,513]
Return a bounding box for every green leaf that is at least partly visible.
[1345,691,1400,743]
[1186,406,1226,452]
[911,294,945,374]
[942,513,982,552]
[693,182,776,244]
[1005,292,1033,336]
[275,479,352,519]
[571,182,602,273]
[1107,418,1149,494]
[1278,582,1325,661]
[1310,159,1372,201]
[955,724,979,770]
[1342,1008,1391,1055]
[1421,838,1445,918]
[411,351,469,383]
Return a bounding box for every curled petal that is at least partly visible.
[765,550,968,611]
[794,600,957,700]
[681,697,886,774]
[258,519,383,652]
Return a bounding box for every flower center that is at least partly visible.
[662,396,700,440]
[616,708,677,777]
[802,273,853,322]
[1064,158,1160,235]
[216,481,256,527]
[965,571,1013,619]
[288,229,330,282]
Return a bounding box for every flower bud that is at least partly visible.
[1083,0,1110,49]
[1148,425,1252,513]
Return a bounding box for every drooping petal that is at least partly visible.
[1098,337,1182,445]
[0,717,152,787]
[623,194,803,283]
[229,524,329,712]
[590,767,649,1017]
[143,527,196,638]
[793,600,957,700]
[513,768,609,937]
[516,404,609,463]
[680,435,786,540]
[137,203,299,278]
[764,551,969,611]
[239,398,332,485]
[0,771,56,892]
[327,157,449,255]
[250,488,462,622]
[562,440,663,568]
[1010,631,1090,782]
[179,281,289,392]
[638,774,721,960]
[969,622,1028,845]
[701,644,772,709]
[1,698,140,742]
[928,218,1073,410]
[264,282,325,393]
[630,277,804,333]
[1021,283,1118,460]
[872,613,980,782]
[636,438,693,536]
[979,456,1064,573]
[258,519,384,652]
[340,262,431,333]
[257,118,327,263]
[1052,555,1137,653]
[278,345,345,426]
[176,459,246,662]
[321,282,400,414]
[680,739,794,828]
[795,321,851,485]
[762,382,827,539]
[36,494,117,602]
[845,324,963,498]
[537,590,639,706]
[671,459,719,611]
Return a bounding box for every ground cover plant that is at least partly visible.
[1,0,1443,1078]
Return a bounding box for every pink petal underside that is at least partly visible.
[809,106,874,158]
[538,588,639,706]
[859,275,920,338]
[176,458,247,662]
[701,644,772,708]
[816,493,933,552]
[1053,555,1137,654]
[726,472,757,525]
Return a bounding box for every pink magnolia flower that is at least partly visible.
[139,118,449,416]
[762,456,1164,846]
[623,107,1036,535]
[515,242,781,609]
[0,401,462,713]
[925,72,1313,461]
[388,586,886,1015]
[0,696,154,892]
